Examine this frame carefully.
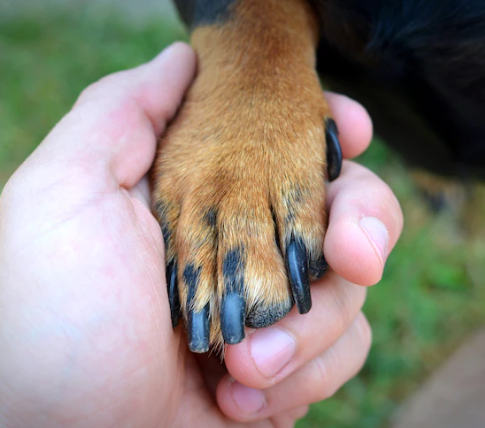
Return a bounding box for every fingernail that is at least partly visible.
[359,216,389,263]
[250,327,296,378]
[230,379,266,415]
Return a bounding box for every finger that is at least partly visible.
[195,351,310,426]
[325,91,373,159]
[325,160,403,285]
[223,271,366,389]
[29,42,196,189]
[194,353,229,398]
[217,313,371,422]
[268,406,310,428]
[128,175,151,207]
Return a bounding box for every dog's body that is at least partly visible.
[153,0,485,352]
[314,0,485,180]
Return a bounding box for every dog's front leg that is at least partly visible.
[153,0,342,353]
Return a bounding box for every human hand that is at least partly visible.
[0,43,402,428]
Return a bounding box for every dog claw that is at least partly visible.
[187,304,210,353]
[184,264,210,353]
[325,118,342,181]
[221,293,246,344]
[166,261,181,328]
[286,237,311,314]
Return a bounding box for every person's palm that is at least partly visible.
[0,44,401,428]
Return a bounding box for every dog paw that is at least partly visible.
[152,75,341,352]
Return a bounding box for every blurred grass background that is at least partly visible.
[1,3,485,427]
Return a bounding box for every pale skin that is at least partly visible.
[0,43,403,427]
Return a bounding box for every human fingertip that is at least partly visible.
[325,92,373,158]
[249,327,296,379]
[324,214,384,287]
[229,378,266,416]
[152,41,194,64]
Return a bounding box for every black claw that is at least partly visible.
[286,237,311,314]
[221,248,246,344]
[221,293,246,344]
[166,261,180,328]
[309,254,329,281]
[184,264,210,353]
[325,118,342,181]
[187,304,210,353]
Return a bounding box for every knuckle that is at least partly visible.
[305,313,372,404]
[327,279,366,339]
[344,313,372,379]
[77,73,142,122]
[78,73,121,100]
[309,354,337,402]
[354,312,372,352]
[366,177,403,236]
[77,76,106,102]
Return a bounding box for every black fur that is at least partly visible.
[222,247,245,294]
[173,0,236,28]
[203,207,218,228]
[313,0,485,179]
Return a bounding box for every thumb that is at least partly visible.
[18,42,196,190]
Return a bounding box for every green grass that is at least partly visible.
[0,7,186,184]
[2,9,485,428]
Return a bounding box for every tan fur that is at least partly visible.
[152,0,333,349]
